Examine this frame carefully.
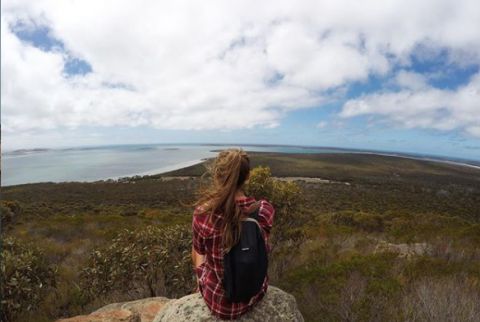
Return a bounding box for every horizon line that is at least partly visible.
[3,141,480,164]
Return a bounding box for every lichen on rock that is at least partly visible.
[153,286,304,322]
[56,297,171,322]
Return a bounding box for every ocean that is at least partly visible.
[2,143,479,186]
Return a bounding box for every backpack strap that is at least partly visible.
[242,217,262,231]
[240,201,264,237]
[244,201,261,219]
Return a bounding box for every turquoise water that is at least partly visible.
[1,144,216,186]
[2,143,479,186]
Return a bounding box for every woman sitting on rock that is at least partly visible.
[191,148,275,320]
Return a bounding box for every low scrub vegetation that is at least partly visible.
[80,225,193,301]
[2,152,480,321]
[0,237,57,322]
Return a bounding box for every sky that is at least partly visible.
[1,0,480,160]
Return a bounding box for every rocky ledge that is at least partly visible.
[57,286,303,322]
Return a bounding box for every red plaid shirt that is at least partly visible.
[192,196,275,320]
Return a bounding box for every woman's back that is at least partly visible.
[192,196,275,320]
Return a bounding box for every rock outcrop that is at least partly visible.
[56,297,171,322]
[56,286,303,322]
[154,286,303,322]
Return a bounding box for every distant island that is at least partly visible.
[8,148,51,154]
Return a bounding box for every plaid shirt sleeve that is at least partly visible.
[257,199,275,253]
[257,199,275,234]
[192,207,206,255]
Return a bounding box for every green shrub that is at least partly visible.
[0,237,57,322]
[331,210,356,226]
[80,225,193,301]
[245,166,274,199]
[460,224,480,244]
[331,210,384,232]
[246,166,303,211]
[245,166,304,243]
[281,252,401,321]
[1,201,22,228]
[354,212,384,232]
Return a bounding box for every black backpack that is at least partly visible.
[223,204,268,303]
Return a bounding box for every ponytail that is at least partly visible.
[193,148,250,252]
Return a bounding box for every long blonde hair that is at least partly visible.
[193,148,250,252]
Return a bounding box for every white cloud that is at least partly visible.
[340,72,480,135]
[395,71,429,90]
[467,126,480,137]
[316,121,328,129]
[2,0,480,148]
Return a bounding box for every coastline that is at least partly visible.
[1,158,209,187]
[3,148,480,187]
[106,158,208,181]
[345,151,480,171]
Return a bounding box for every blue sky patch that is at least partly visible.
[12,22,92,77]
